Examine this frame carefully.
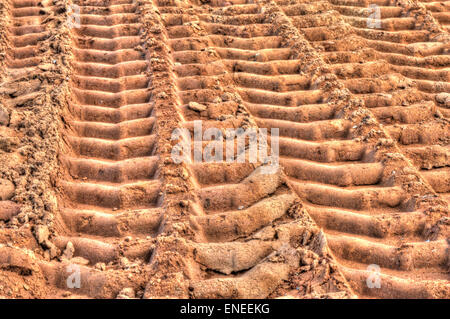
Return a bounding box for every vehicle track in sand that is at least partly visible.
[319,0,450,202]
[0,0,448,299]
[419,0,450,32]
[152,0,449,298]
[33,0,164,298]
[269,0,450,297]
[59,0,161,261]
[19,0,351,298]
[145,0,352,299]
[9,0,51,65]
[5,0,51,90]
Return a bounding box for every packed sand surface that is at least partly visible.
[0,0,448,299]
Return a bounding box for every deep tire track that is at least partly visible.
[323,0,450,202]
[142,0,354,299]
[267,0,449,298]
[60,0,161,258]
[33,0,164,297]
[419,0,450,32]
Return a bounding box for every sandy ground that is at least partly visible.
[0,0,448,299]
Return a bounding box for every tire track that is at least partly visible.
[142,0,354,298]
[0,0,114,298]
[0,0,57,222]
[296,0,450,203]
[0,0,448,299]
[418,0,450,32]
[44,0,162,296]
[3,0,350,299]
[254,0,449,298]
[7,0,52,70]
